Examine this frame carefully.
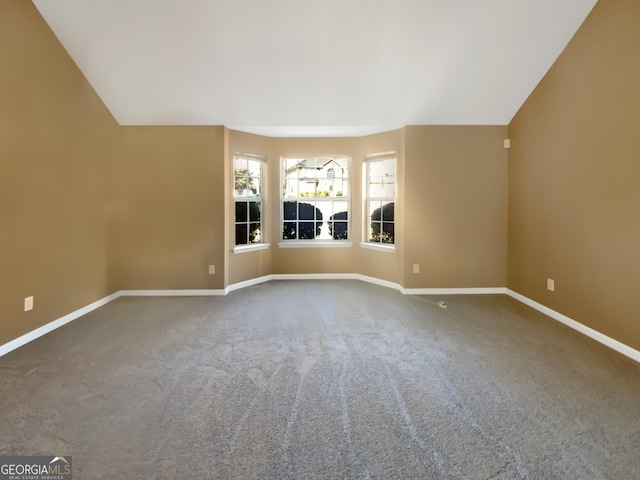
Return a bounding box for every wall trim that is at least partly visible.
[119,289,226,296]
[270,273,357,281]
[402,287,507,295]
[231,274,504,296]
[225,275,273,294]
[269,273,405,292]
[224,273,403,294]
[506,289,640,364]
[356,274,404,292]
[0,291,122,358]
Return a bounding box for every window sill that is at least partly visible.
[233,243,271,254]
[278,241,353,249]
[359,242,396,253]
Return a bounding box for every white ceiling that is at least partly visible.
[33,0,597,137]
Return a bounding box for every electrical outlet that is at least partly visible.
[413,264,420,274]
[547,278,555,291]
[208,265,216,275]
[24,296,34,312]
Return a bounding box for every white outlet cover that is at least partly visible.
[208,265,216,275]
[24,296,34,311]
[547,278,555,291]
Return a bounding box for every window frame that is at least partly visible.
[362,153,396,251]
[233,153,268,253]
[279,156,352,247]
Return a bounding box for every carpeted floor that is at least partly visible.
[1,280,639,479]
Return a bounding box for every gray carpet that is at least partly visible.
[1,280,639,479]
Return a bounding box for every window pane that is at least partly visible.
[235,176,248,196]
[247,176,261,197]
[381,202,395,222]
[249,223,261,243]
[381,159,395,176]
[369,201,382,221]
[249,202,260,221]
[299,222,316,239]
[333,201,348,219]
[236,224,248,245]
[369,177,384,197]
[234,156,255,197]
[283,201,297,220]
[284,158,299,171]
[381,178,395,198]
[248,159,261,177]
[236,202,248,222]
[369,161,384,177]
[300,167,315,179]
[300,181,315,197]
[338,180,348,197]
[382,222,394,244]
[370,221,381,242]
[334,180,346,197]
[284,178,298,198]
[283,222,297,239]
[298,202,316,220]
[332,222,348,240]
[234,157,248,172]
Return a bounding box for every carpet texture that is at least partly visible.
[1,280,639,479]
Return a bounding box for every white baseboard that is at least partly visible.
[356,274,404,292]
[403,287,507,295]
[225,275,273,294]
[0,291,122,358]
[119,289,226,296]
[270,273,357,281]
[229,273,403,291]
[264,273,404,292]
[506,289,640,364]
[233,274,504,296]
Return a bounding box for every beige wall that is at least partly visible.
[508,0,640,350]
[354,130,406,285]
[109,126,226,291]
[226,130,276,286]
[0,0,118,345]
[404,126,508,289]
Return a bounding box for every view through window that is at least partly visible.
[282,157,350,240]
[365,154,395,244]
[234,154,265,245]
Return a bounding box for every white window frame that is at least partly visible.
[362,153,396,252]
[233,153,268,253]
[279,156,352,248]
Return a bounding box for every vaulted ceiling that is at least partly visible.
[33,0,597,137]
